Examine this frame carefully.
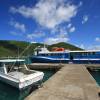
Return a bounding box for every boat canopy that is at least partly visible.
[52,47,65,51]
[0,59,25,63]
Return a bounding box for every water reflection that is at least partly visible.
[0,81,37,100]
[88,68,100,86]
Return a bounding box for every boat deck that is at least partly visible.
[8,71,28,79]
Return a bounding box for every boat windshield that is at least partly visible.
[0,63,2,67]
[2,61,26,73]
[14,61,24,66]
[4,61,24,67]
[0,62,4,67]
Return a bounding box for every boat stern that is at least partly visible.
[18,71,44,90]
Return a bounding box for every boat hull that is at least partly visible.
[30,56,69,63]
[0,72,44,90]
[30,56,100,64]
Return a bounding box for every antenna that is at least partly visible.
[9,43,32,72]
[44,43,46,48]
[17,47,19,59]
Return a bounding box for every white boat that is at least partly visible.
[0,59,44,90]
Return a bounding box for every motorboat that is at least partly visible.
[0,59,44,90]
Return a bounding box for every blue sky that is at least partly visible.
[0,0,100,49]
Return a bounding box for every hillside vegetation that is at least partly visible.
[48,42,82,51]
[0,40,82,57]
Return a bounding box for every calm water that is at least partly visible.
[0,70,56,100]
[88,69,100,86]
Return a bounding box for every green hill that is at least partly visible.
[0,40,29,57]
[48,42,82,51]
[0,40,82,57]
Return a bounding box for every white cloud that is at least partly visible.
[95,37,100,42]
[59,27,68,35]
[80,44,85,49]
[27,31,45,40]
[67,23,72,28]
[45,27,69,45]
[10,20,26,32]
[30,41,37,44]
[10,31,17,35]
[27,34,34,40]
[67,23,75,33]
[10,7,17,13]
[10,0,79,29]
[79,1,83,7]
[88,45,100,50]
[45,37,69,45]
[82,15,89,24]
[76,44,85,49]
[93,46,100,50]
[69,26,75,32]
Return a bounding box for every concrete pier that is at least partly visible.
[26,64,99,100]
[85,64,100,70]
[28,63,64,69]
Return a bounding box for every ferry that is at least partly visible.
[30,46,100,64]
[0,59,44,90]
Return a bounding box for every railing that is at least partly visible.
[0,56,32,65]
[0,56,27,59]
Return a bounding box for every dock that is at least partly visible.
[26,64,99,100]
[85,64,100,70]
[28,63,64,69]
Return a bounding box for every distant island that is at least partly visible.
[0,40,82,57]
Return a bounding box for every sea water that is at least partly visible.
[0,70,56,100]
[88,69,100,86]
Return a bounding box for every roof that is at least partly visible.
[0,59,25,63]
[70,50,100,53]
